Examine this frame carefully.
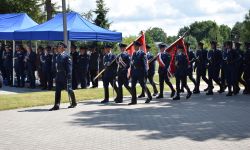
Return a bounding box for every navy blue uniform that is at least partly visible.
[194,49,209,92]
[71,51,78,90]
[0,48,5,80]
[41,53,53,90]
[89,51,99,88]
[174,52,191,99]
[207,49,222,94]
[14,50,26,87]
[130,50,152,104]
[243,49,250,94]
[102,53,118,102]
[54,51,76,108]
[3,50,13,86]
[235,49,246,93]
[226,49,239,95]
[25,51,36,88]
[221,48,228,90]
[183,50,196,90]
[77,53,90,88]
[157,52,175,98]
[116,52,131,102]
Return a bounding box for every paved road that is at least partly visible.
[0,89,250,150]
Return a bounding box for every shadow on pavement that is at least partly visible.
[70,92,250,141]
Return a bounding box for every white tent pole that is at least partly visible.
[4,40,6,45]
[35,41,38,53]
[12,40,15,86]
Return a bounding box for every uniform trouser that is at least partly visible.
[158,73,174,96]
[141,74,158,95]
[236,68,246,89]
[208,69,221,91]
[176,76,191,97]
[15,69,25,87]
[131,75,151,103]
[90,69,98,87]
[5,67,13,85]
[0,64,6,80]
[44,72,53,89]
[27,70,36,87]
[227,67,237,93]
[38,68,45,87]
[117,74,132,101]
[221,67,227,88]
[54,81,76,107]
[72,69,78,90]
[103,76,118,101]
[79,71,88,88]
[243,69,250,92]
[196,70,209,91]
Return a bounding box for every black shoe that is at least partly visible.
[49,106,59,111]
[186,91,192,99]
[226,92,233,96]
[153,92,158,96]
[145,97,152,103]
[173,96,180,100]
[218,89,225,94]
[204,87,209,92]
[138,94,145,98]
[115,100,123,103]
[101,99,109,103]
[68,103,77,108]
[206,91,214,95]
[156,94,163,99]
[243,89,249,95]
[180,89,184,93]
[91,86,97,88]
[128,102,137,105]
[171,90,176,97]
[193,90,200,94]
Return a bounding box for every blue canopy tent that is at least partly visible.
[14,12,122,42]
[0,13,38,40]
[0,13,38,85]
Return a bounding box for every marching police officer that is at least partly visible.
[243,42,250,94]
[206,40,223,95]
[173,45,192,100]
[116,43,132,103]
[193,42,209,93]
[14,45,26,87]
[101,43,119,103]
[129,41,152,105]
[138,44,158,98]
[49,42,77,111]
[24,45,36,88]
[41,46,53,90]
[3,45,13,86]
[156,43,175,99]
[224,41,239,96]
[70,44,78,90]
[220,42,228,93]
[181,42,196,92]
[89,45,99,88]
[235,42,246,94]
[77,46,90,89]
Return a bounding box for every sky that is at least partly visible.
[52,0,250,37]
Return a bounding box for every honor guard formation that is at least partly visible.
[0,40,250,110]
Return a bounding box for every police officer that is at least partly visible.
[49,42,77,111]
[206,40,223,95]
[235,42,246,94]
[181,42,196,92]
[77,45,90,89]
[156,43,175,99]
[101,43,119,103]
[36,46,45,88]
[3,45,13,86]
[24,45,36,88]
[89,45,99,88]
[138,44,158,98]
[0,44,5,81]
[129,41,152,105]
[243,42,250,94]
[52,46,58,85]
[225,41,239,96]
[116,43,132,103]
[220,42,228,93]
[70,44,78,90]
[193,42,209,93]
[14,45,26,87]
[173,45,192,100]
[41,46,53,90]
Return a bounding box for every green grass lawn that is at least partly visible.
[0,75,176,111]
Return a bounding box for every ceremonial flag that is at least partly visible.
[166,37,189,75]
[126,32,146,56]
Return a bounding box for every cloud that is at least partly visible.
[52,0,249,37]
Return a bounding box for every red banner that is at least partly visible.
[126,32,146,56]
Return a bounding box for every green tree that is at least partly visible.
[146,27,168,42]
[219,24,231,42]
[166,36,178,44]
[241,10,250,42]
[93,0,111,29]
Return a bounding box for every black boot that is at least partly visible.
[129,87,137,105]
[173,94,180,100]
[68,91,77,108]
[156,93,163,99]
[170,90,176,98]
[101,87,109,103]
